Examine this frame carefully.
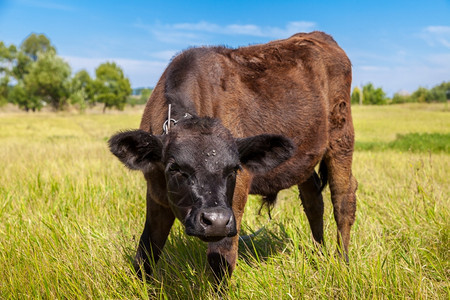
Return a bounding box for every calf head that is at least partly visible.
[109,117,294,242]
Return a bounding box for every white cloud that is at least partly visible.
[425,26,450,34]
[421,25,450,48]
[266,21,317,38]
[222,21,317,37]
[226,24,263,36]
[172,21,221,33]
[136,20,317,44]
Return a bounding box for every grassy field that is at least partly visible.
[0,103,449,299]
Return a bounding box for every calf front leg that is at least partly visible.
[207,172,251,282]
[134,196,174,279]
[207,236,239,281]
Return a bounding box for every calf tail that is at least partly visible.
[318,160,328,192]
[259,193,277,219]
[241,194,277,242]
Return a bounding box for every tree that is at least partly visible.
[24,50,71,110]
[139,88,152,104]
[128,88,152,106]
[9,34,56,87]
[0,42,17,75]
[351,87,361,105]
[429,81,450,102]
[71,69,92,92]
[90,62,131,112]
[20,33,55,62]
[362,83,388,105]
[392,91,413,104]
[0,42,17,105]
[0,76,9,106]
[11,51,32,82]
[411,87,431,103]
[8,82,42,111]
[3,34,139,112]
[69,70,92,111]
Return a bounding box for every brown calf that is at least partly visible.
[109,31,357,282]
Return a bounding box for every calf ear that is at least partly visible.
[108,130,163,171]
[236,134,295,174]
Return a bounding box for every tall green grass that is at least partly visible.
[0,103,449,299]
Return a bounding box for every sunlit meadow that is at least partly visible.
[0,103,448,299]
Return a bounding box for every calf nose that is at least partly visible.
[198,207,235,236]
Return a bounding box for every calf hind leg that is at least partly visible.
[298,171,325,245]
[324,152,357,262]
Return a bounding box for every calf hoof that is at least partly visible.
[133,252,154,280]
[336,250,349,264]
[133,262,144,280]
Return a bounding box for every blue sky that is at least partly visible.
[1,0,449,95]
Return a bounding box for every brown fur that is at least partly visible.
[135,31,357,280]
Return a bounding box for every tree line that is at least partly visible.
[0,33,133,112]
[351,82,450,105]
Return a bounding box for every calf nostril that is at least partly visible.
[200,213,213,226]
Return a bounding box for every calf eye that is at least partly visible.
[168,163,181,173]
[167,163,192,184]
